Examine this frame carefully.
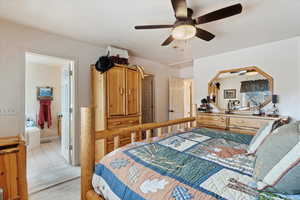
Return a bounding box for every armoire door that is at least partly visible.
[107,67,126,117]
[126,69,139,115]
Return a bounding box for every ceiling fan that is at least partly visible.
[134,0,243,46]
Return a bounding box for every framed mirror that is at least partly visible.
[208,66,273,112]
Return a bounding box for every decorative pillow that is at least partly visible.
[247,120,277,154]
[254,121,300,194]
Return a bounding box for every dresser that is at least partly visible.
[91,64,142,151]
[197,112,288,135]
[0,136,28,200]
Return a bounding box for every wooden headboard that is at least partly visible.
[80,105,198,200]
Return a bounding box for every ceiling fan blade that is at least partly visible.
[195,28,215,41]
[171,0,188,19]
[197,3,242,24]
[135,25,173,30]
[161,35,174,46]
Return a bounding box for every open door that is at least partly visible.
[183,79,193,117]
[61,64,72,164]
[142,75,155,123]
[169,77,185,120]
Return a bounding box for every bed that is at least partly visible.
[80,107,296,200]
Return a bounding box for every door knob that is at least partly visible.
[169,110,174,112]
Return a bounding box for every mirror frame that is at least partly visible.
[208,66,274,112]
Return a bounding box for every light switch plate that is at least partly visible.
[0,108,17,116]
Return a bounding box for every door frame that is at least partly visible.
[24,51,78,166]
[184,79,193,117]
[142,74,155,123]
[169,77,193,120]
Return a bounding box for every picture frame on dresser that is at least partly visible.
[224,89,236,99]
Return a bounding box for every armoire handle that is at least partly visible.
[119,88,124,95]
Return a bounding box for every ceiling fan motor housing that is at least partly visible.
[174,18,196,28]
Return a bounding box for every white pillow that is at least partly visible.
[247,120,275,154]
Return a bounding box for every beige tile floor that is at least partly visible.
[27,139,80,194]
[30,178,80,200]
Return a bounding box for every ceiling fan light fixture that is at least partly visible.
[171,25,196,40]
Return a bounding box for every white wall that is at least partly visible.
[193,37,300,120]
[129,56,178,122]
[177,66,193,78]
[25,62,61,136]
[0,19,105,138]
[0,19,105,164]
[0,19,180,164]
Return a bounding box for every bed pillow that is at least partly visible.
[247,120,277,154]
[254,121,300,194]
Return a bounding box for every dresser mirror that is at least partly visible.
[208,66,273,112]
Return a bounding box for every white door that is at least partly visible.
[61,65,72,164]
[169,77,185,120]
[183,79,193,117]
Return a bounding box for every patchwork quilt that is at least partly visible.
[92,128,293,200]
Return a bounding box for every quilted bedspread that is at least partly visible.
[92,128,293,200]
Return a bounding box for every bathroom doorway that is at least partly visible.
[24,52,79,194]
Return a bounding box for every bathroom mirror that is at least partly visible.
[208,66,273,112]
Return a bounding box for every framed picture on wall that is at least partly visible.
[224,89,236,99]
[37,87,53,100]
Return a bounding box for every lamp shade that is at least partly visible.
[172,25,196,40]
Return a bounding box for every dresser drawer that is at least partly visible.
[197,115,227,129]
[107,116,140,129]
[229,117,269,129]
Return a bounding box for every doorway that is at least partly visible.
[169,77,193,120]
[142,74,155,123]
[24,52,79,194]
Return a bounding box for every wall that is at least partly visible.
[129,56,178,122]
[0,19,181,164]
[193,37,300,120]
[0,19,105,164]
[176,66,193,78]
[25,62,61,137]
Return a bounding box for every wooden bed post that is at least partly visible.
[81,107,95,200]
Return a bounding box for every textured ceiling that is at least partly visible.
[1,0,300,66]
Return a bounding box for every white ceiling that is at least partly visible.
[1,0,300,66]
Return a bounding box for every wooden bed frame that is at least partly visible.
[80,106,198,200]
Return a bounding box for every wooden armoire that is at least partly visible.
[91,64,142,133]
